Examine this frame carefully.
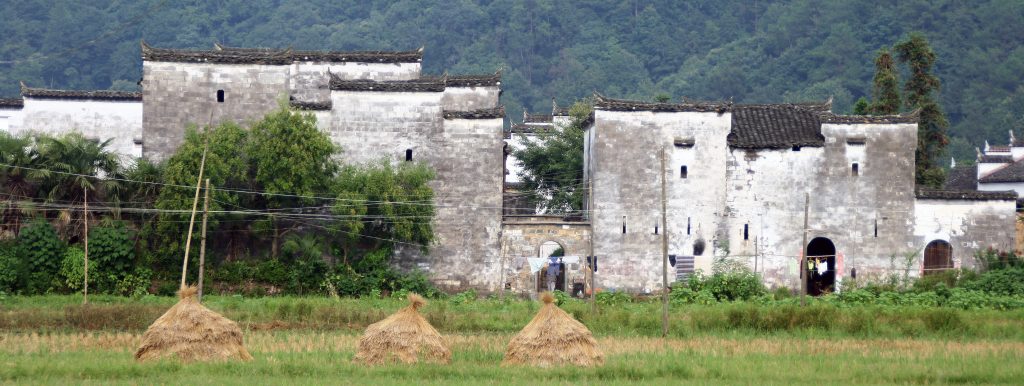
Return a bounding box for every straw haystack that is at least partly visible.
[135,286,252,362]
[503,292,604,367]
[354,293,451,365]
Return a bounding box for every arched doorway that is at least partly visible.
[923,240,953,276]
[806,237,836,296]
[536,241,566,292]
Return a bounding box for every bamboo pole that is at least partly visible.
[83,188,89,304]
[180,137,209,290]
[198,178,210,301]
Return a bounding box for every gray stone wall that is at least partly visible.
[724,122,919,289]
[441,86,500,111]
[500,217,592,296]
[290,61,420,102]
[19,98,143,159]
[141,62,290,161]
[589,110,732,292]
[913,199,1016,272]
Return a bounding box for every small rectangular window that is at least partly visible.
[622,216,627,234]
[217,90,225,103]
[852,162,859,176]
[680,165,688,179]
[405,149,413,161]
[686,217,691,235]
[654,224,659,235]
[874,219,878,238]
[743,224,749,240]
[791,145,801,151]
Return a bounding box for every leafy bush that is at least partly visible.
[88,222,135,291]
[670,286,716,305]
[58,246,89,292]
[255,259,290,287]
[684,259,765,301]
[17,220,65,293]
[287,257,329,295]
[961,267,1024,296]
[596,291,631,306]
[975,248,1024,271]
[0,241,24,293]
[450,289,478,305]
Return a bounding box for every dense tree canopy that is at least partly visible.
[1,0,1022,163]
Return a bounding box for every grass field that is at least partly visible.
[2,295,1024,384]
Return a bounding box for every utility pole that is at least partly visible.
[660,147,669,337]
[198,178,210,301]
[588,177,597,314]
[801,192,809,307]
[83,188,88,305]
[181,138,209,289]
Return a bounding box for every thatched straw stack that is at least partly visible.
[354,293,451,365]
[503,292,604,367]
[134,286,252,362]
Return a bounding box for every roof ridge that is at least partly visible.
[143,41,422,64]
[593,93,731,113]
[20,82,141,101]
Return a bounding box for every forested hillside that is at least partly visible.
[1,0,1022,161]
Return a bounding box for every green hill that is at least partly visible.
[2,0,1022,161]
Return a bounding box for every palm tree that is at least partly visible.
[32,133,121,240]
[0,132,40,237]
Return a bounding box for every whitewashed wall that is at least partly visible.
[441,86,500,111]
[291,61,420,101]
[19,98,142,159]
[0,107,23,133]
[913,198,1016,271]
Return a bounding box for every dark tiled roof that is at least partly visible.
[0,97,23,108]
[553,107,570,116]
[979,155,1013,163]
[288,99,332,111]
[145,41,422,64]
[1013,136,1024,147]
[21,83,141,101]
[728,105,825,149]
[979,160,1024,183]
[445,74,500,87]
[215,43,423,63]
[328,76,445,92]
[937,164,978,190]
[818,110,919,124]
[988,145,1011,153]
[944,165,978,190]
[524,113,553,123]
[915,188,1017,201]
[594,94,731,113]
[510,123,551,133]
[142,41,293,64]
[443,107,505,119]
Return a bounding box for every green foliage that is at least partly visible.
[512,101,592,213]
[869,49,901,115]
[332,161,436,253]
[975,248,1024,271]
[596,291,632,306]
[852,97,870,115]
[450,289,478,305]
[0,241,24,293]
[17,220,65,293]
[895,33,949,186]
[683,259,765,301]
[88,221,135,291]
[962,268,1024,297]
[58,246,87,292]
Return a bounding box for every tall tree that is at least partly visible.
[513,101,592,213]
[32,133,121,240]
[247,107,338,258]
[895,33,949,187]
[869,48,901,115]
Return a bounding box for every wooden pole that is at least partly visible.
[180,137,209,290]
[83,188,88,305]
[198,178,210,301]
[588,175,597,313]
[801,192,809,307]
[660,147,669,337]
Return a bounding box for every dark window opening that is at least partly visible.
[216,90,225,102]
[654,224,659,235]
[680,165,688,179]
[873,219,878,238]
[791,145,801,151]
[405,149,413,161]
[687,217,691,235]
[693,239,706,256]
[852,162,859,176]
[743,224,749,240]
[622,216,626,234]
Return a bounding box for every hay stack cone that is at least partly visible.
[354,293,451,365]
[503,292,604,367]
[135,286,252,362]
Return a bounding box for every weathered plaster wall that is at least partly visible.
[724,122,918,289]
[978,181,1024,196]
[589,109,731,292]
[500,217,592,295]
[290,61,420,101]
[913,199,1016,271]
[328,90,442,164]
[19,98,143,159]
[0,107,23,133]
[441,86,500,111]
[141,62,290,161]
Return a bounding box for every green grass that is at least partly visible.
[2,295,1024,384]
